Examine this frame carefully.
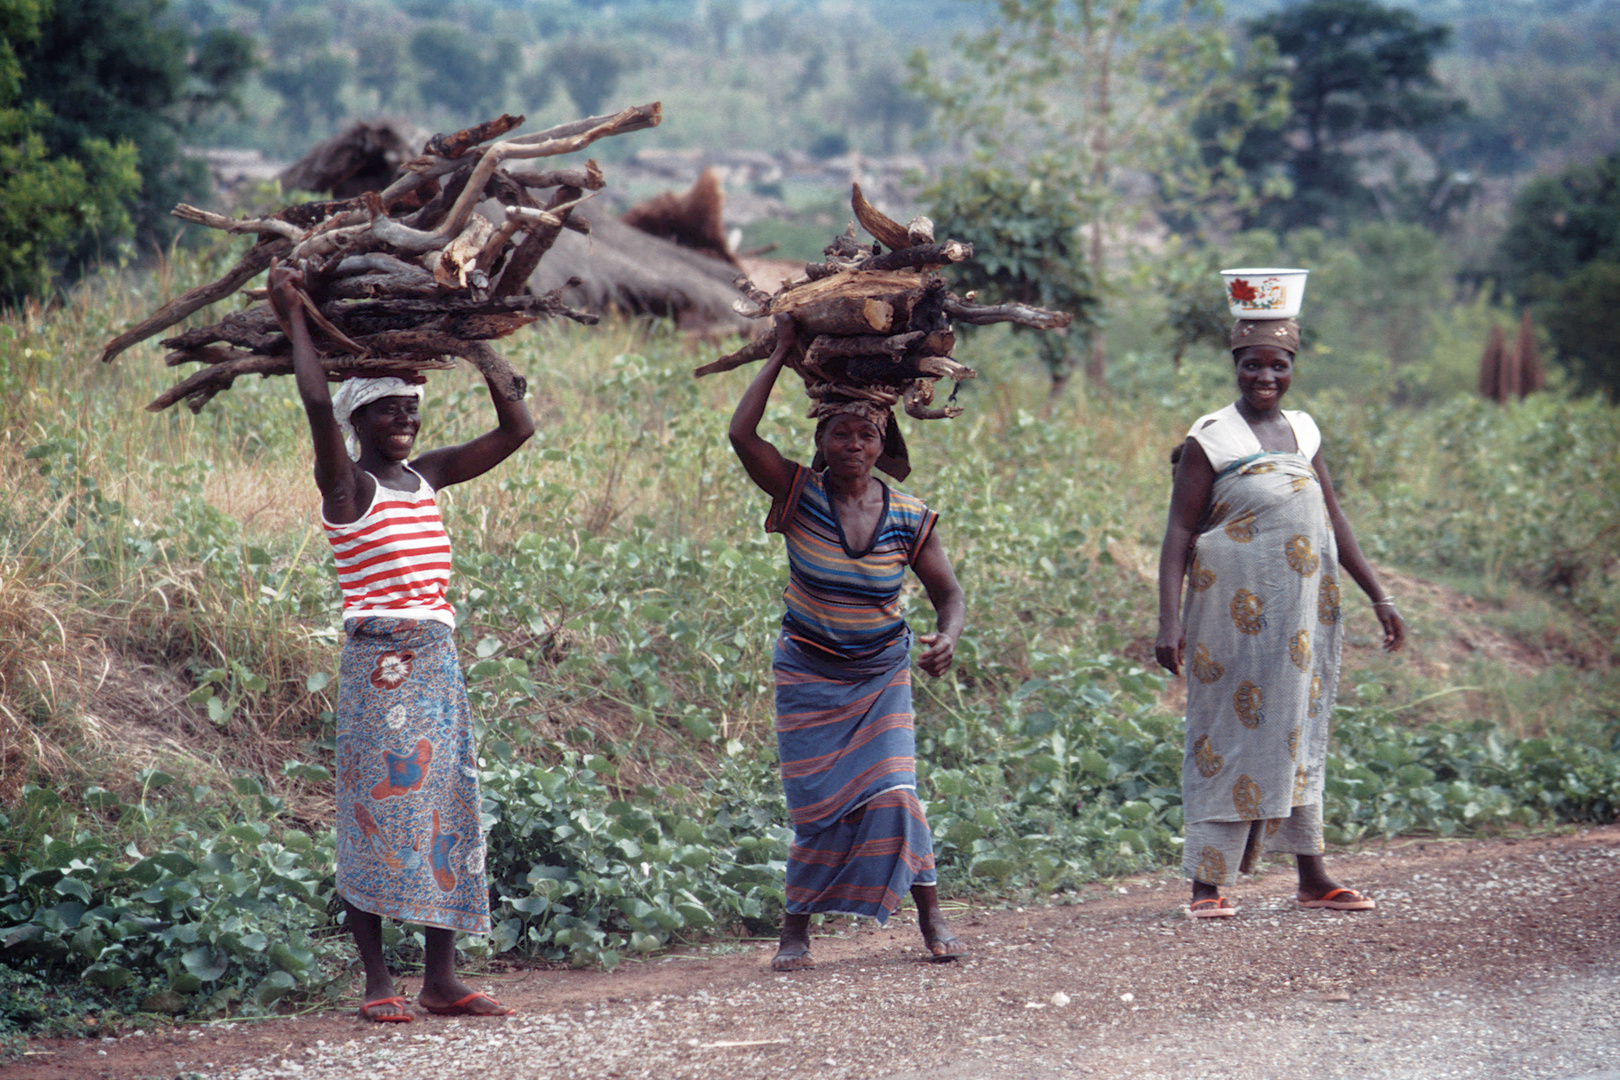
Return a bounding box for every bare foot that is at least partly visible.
[920,915,966,962]
[771,938,814,971]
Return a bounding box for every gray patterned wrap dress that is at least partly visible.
[1178,405,1342,886]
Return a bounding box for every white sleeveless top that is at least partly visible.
[1186,403,1321,473]
[322,467,455,627]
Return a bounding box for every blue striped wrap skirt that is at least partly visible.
[773,630,937,923]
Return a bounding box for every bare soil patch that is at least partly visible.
[17,826,1620,1080]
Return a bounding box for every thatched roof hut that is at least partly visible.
[526,210,754,332]
[276,120,423,200]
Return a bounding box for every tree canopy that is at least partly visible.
[3,0,254,302]
[1497,151,1620,398]
[1,0,139,304]
[913,0,1277,390]
[1236,0,1467,232]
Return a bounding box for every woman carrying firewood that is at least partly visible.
[267,263,533,1022]
[729,314,967,971]
[1154,317,1404,919]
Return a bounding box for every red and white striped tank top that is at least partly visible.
[322,467,455,627]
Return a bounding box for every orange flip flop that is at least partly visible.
[1298,887,1376,911]
[1188,897,1237,918]
[421,991,515,1017]
[358,995,413,1022]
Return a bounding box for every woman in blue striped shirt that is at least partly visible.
[730,315,967,971]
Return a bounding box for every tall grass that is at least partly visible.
[0,252,1616,1028]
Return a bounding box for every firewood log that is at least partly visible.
[789,296,897,337]
[97,239,290,364]
[105,106,659,410]
[803,331,925,368]
[692,329,776,377]
[942,296,1073,330]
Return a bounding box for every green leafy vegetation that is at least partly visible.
[1,250,1616,1041]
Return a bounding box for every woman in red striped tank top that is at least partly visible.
[269,264,534,1022]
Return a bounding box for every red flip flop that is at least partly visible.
[1299,887,1376,911]
[1188,897,1237,918]
[420,991,516,1017]
[358,995,413,1023]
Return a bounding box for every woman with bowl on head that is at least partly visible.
[729,315,967,970]
[1155,316,1404,918]
[267,263,533,1020]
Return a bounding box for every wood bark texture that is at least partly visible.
[103,105,662,411]
[695,184,1071,436]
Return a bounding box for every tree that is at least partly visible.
[848,68,930,155]
[355,27,410,110]
[262,49,355,131]
[409,22,516,120]
[3,0,221,301]
[914,0,1278,391]
[549,41,626,117]
[1497,153,1620,304]
[1496,152,1620,399]
[2,45,139,304]
[1238,0,1467,232]
[925,163,1098,396]
[1543,261,1620,399]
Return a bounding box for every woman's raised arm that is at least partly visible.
[267,263,363,515]
[409,371,535,491]
[728,314,800,501]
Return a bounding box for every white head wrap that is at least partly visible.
[331,377,425,460]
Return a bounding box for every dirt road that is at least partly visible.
[18,826,1620,1080]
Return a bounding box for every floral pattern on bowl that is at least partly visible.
[1220,267,1308,318]
[1227,275,1286,310]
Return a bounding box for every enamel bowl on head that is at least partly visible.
[1220,267,1308,319]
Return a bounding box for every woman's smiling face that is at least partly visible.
[353,395,421,460]
[1234,345,1294,412]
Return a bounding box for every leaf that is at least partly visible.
[281,762,331,784]
[969,857,1016,881]
[83,962,136,988]
[674,902,713,929]
[150,852,199,876]
[680,713,716,740]
[269,942,312,975]
[253,970,297,1007]
[54,877,93,903]
[181,946,229,983]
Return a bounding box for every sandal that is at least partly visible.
[419,991,515,1017]
[1188,897,1237,919]
[358,995,413,1023]
[1298,887,1376,911]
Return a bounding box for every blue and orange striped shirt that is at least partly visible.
[766,465,938,661]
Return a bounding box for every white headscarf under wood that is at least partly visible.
[331,377,424,461]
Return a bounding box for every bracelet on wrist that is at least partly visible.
[1373,596,1398,608]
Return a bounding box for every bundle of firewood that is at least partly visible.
[695,184,1071,422]
[100,104,662,412]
